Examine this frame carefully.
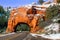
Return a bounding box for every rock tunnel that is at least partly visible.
[14,22,30,32]
[6,5,46,33]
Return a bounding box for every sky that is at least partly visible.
[0,0,48,7]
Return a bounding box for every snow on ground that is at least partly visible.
[30,33,60,40]
[44,23,60,34]
[30,22,60,40]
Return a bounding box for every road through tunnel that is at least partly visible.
[14,22,30,32]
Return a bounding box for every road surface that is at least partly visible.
[0,31,51,40]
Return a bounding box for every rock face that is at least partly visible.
[6,5,46,33]
[53,0,57,3]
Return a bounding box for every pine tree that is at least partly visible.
[46,5,60,19]
[38,0,44,4]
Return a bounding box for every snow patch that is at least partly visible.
[30,22,60,40]
[30,33,60,40]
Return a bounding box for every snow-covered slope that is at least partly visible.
[30,33,60,40]
[31,23,60,40]
[44,23,60,34]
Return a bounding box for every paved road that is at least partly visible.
[0,31,51,40]
[0,32,29,40]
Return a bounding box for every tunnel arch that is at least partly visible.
[14,22,31,32]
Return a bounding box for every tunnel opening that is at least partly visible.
[14,22,30,32]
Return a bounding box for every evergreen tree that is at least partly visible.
[46,5,60,20]
[38,0,44,4]
[0,6,9,32]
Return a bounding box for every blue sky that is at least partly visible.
[0,0,48,7]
